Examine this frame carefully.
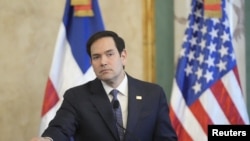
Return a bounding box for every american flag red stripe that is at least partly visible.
[170,0,249,140]
[189,100,212,134]
[170,107,193,141]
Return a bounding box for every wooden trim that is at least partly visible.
[143,0,155,82]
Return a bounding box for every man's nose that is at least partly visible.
[100,56,108,65]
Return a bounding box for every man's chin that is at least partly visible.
[98,74,112,81]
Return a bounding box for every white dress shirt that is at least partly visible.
[101,75,128,128]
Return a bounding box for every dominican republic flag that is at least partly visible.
[169,0,249,140]
[39,0,104,135]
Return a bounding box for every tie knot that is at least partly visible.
[110,89,119,100]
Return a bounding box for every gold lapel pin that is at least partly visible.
[136,96,142,100]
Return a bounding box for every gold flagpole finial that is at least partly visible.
[71,0,93,17]
[204,0,222,18]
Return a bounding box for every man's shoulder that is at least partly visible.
[127,74,162,88]
[65,78,100,92]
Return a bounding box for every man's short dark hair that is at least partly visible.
[86,30,125,57]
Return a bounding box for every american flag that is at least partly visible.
[169,0,249,140]
[39,0,104,135]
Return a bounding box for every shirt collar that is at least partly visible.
[102,74,128,96]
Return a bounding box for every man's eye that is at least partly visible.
[108,52,114,56]
[92,56,99,60]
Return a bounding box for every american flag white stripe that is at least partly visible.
[199,88,229,124]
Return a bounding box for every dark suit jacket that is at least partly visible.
[42,74,177,141]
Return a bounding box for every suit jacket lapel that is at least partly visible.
[88,78,119,141]
[126,75,141,134]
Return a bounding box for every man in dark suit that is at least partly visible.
[31,31,177,141]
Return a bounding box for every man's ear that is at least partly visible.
[121,49,127,64]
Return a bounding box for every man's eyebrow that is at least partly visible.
[104,49,116,55]
[91,49,114,56]
[105,49,115,53]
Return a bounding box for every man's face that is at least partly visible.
[90,37,127,84]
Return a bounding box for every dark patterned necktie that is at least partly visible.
[110,89,124,141]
